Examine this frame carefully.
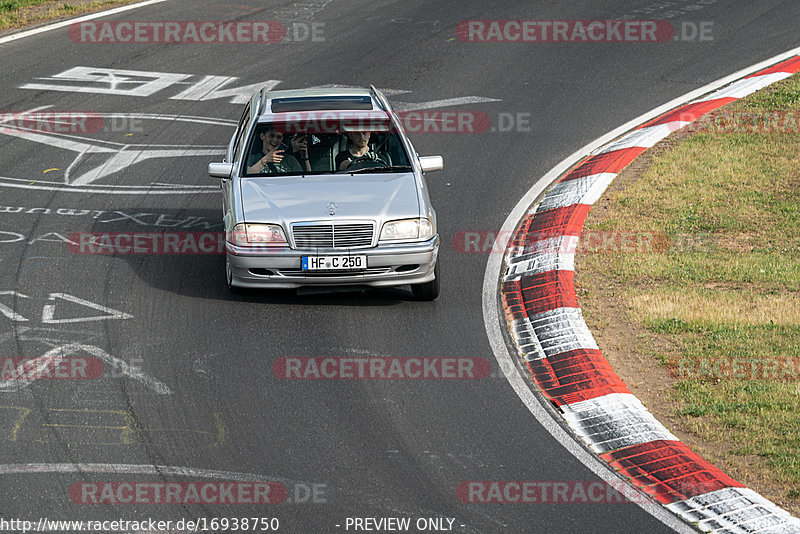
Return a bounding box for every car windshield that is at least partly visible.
[243,118,411,177]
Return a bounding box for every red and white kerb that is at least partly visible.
[501,56,800,533]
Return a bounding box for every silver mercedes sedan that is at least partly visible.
[208,86,442,300]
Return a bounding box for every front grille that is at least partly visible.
[292,223,373,248]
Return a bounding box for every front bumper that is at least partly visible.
[227,235,439,289]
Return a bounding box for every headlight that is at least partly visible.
[380,218,434,241]
[227,223,287,246]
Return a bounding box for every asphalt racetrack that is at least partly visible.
[0,1,798,532]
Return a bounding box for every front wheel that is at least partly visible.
[411,260,440,301]
[226,253,245,294]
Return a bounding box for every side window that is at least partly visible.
[386,133,409,167]
[231,104,251,165]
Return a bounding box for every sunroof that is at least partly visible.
[270,96,373,112]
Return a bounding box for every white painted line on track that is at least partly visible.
[483,45,800,533]
[0,0,169,46]
[695,71,794,102]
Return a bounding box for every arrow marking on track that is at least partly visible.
[41,293,133,324]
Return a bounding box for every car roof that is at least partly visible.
[257,87,384,116]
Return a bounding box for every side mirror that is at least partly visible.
[419,156,443,173]
[208,162,233,179]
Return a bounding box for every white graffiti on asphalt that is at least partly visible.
[21,66,279,104]
[0,343,171,394]
[0,327,170,395]
[0,207,222,228]
[0,106,226,193]
[0,291,132,324]
[7,67,499,194]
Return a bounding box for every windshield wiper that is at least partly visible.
[345,165,412,174]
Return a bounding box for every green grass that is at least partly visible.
[673,380,800,488]
[581,252,800,289]
[0,0,52,11]
[0,0,136,30]
[578,72,800,504]
[741,80,800,109]
[661,323,800,360]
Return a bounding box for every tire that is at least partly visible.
[411,260,440,301]
[226,253,245,294]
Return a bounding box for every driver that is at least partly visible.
[336,131,388,171]
[247,127,303,174]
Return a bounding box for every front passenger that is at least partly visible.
[247,127,303,174]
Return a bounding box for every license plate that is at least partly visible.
[301,255,367,271]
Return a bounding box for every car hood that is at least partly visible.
[239,173,420,223]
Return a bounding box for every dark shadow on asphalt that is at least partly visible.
[82,208,422,306]
[133,254,417,306]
